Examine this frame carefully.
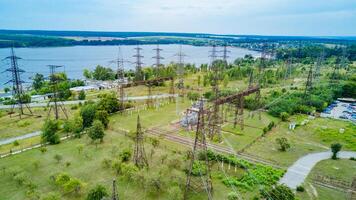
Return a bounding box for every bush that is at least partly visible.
[260,184,295,200]
[296,185,305,192]
[55,173,71,186]
[331,143,342,160]
[78,90,86,100]
[41,192,61,200]
[276,137,291,152]
[280,112,289,121]
[86,184,109,200]
[167,186,183,200]
[63,178,84,194]
[227,192,239,200]
[42,119,60,145]
[120,149,132,162]
[87,120,105,144]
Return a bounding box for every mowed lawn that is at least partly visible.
[244,115,356,167]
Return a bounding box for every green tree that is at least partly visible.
[54,154,63,163]
[4,87,10,93]
[276,137,290,152]
[80,103,97,128]
[97,92,120,113]
[63,178,84,194]
[280,112,289,121]
[260,184,295,200]
[86,184,109,200]
[41,192,61,200]
[42,119,60,145]
[78,90,86,100]
[227,192,239,200]
[92,65,115,80]
[331,143,342,160]
[197,75,201,86]
[83,69,92,79]
[167,186,183,200]
[32,73,45,91]
[87,120,105,144]
[95,110,109,128]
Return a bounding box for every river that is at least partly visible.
[0,44,259,89]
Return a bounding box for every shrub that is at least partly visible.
[42,119,60,145]
[86,184,109,200]
[260,184,295,200]
[276,137,291,152]
[63,178,84,194]
[167,186,183,200]
[41,192,61,200]
[120,149,132,162]
[78,90,86,100]
[296,185,305,192]
[13,140,20,146]
[280,112,289,121]
[87,120,105,144]
[55,173,71,186]
[227,192,239,200]
[54,154,63,163]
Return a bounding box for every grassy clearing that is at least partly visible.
[244,115,356,167]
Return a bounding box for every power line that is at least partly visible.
[47,65,68,120]
[152,44,164,77]
[133,45,144,81]
[133,115,148,168]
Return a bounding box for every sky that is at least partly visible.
[0,0,355,36]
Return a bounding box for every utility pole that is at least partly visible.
[47,65,68,120]
[3,47,33,118]
[184,98,213,200]
[111,179,119,200]
[133,45,144,81]
[152,44,164,77]
[133,115,148,168]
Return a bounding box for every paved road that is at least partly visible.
[0,131,42,145]
[279,151,356,189]
[0,94,178,109]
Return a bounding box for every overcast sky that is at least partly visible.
[0,0,355,36]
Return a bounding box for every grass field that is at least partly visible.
[244,114,356,167]
[296,159,356,200]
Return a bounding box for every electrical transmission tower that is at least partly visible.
[133,115,148,168]
[133,45,144,81]
[304,65,313,99]
[209,44,222,141]
[221,43,230,63]
[111,179,119,200]
[184,99,213,200]
[314,51,324,79]
[152,44,164,77]
[115,47,125,106]
[47,65,68,120]
[175,45,187,98]
[258,43,268,86]
[3,47,33,118]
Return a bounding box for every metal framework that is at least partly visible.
[176,45,186,97]
[111,179,119,200]
[184,99,213,200]
[47,65,68,120]
[120,76,175,108]
[3,47,33,118]
[133,115,148,168]
[304,65,313,98]
[152,44,164,77]
[133,45,144,81]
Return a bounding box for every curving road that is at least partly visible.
[279,151,356,189]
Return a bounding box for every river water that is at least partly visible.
[0,44,258,89]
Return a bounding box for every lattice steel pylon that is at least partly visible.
[116,47,125,107]
[133,115,148,168]
[111,179,119,200]
[209,44,222,141]
[176,45,186,98]
[3,47,33,118]
[152,44,164,77]
[47,65,68,120]
[350,178,356,200]
[221,43,230,64]
[304,65,313,99]
[184,99,213,200]
[133,45,144,81]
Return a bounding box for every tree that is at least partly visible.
[54,154,63,163]
[87,120,105,145]
[227,192,239,200]
[42,119,60,145]
[260,184,295,200]
[167,186,183,200]
[331,143,342,160]
[63,178,84,194]
[41,192,61,200]
[83,69,92,79]
[97,93,120,113]
[95,110,109,128]
[86,184,109,200]
[4,87,10,93]
[80,103,97,128]
[120,149,132,162]
[78,90,86,100]
[32,73,45,91]
[280,112,289,121]
[92,65,115,81]
[197,75,201,86]
[276,137,290,151]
